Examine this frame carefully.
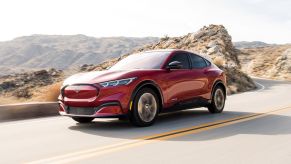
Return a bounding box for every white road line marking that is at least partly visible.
[255,81,265,91]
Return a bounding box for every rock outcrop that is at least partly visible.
[269,48,291,79]
[138,25,241,68]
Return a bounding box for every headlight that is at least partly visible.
[99,77,137,87]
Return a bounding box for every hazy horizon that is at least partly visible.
[0,33,284,45]
[0,0,290,44]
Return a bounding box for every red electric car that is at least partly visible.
[58,49,226,126]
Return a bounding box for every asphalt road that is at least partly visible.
[1,78,291,164]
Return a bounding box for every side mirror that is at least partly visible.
[167,61,183,70]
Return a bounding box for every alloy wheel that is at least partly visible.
[137,93,158,123]
[214,88,225,111]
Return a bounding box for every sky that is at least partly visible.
[0,0,290,43]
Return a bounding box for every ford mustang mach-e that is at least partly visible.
[58,49,226,126]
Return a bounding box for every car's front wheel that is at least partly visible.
[208,86,226,113]
[130,88,159,127]
[72,117,94,123]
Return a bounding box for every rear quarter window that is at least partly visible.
[204,58,211,67]
[190,54,207,69]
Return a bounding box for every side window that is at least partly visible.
[190,54,207,69]
[168,53,190,69]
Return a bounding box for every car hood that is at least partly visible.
[63,70,137,85]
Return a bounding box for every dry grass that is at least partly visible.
[0,82,63,104]
[32,82,63,102]
[45,82,62,101]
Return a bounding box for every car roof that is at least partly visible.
[144,49,200,54]
[144,49,205,57]
[144,49,176,53]
[144,49,212,62]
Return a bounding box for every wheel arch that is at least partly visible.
[130,80,164,112]
[211,80,226,100]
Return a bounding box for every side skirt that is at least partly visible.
[161,97,210,113]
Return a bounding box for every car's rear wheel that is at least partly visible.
[130,88,159,127]
[72,117,94,123]
[208,86,225,113]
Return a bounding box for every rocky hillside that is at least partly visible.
[239,44,291,80]
[0,69,63,104]
[83,25,257,94]
[0,35,158,76]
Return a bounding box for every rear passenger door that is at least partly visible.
[188,53,210,99]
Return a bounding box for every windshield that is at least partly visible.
[109,51,170,70]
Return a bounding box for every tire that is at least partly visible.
[129,88,160,127]
[208,86,226,113]
[72,117,94,123]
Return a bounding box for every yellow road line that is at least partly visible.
[28,106,291,164]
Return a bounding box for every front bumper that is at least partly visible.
[59,101,126,118]
[58,82,134,118]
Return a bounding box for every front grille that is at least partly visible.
[63,85,99,99]
[67,107,96,115]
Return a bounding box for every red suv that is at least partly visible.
[59,49,226,126]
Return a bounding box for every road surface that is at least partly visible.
[1,78,291,164]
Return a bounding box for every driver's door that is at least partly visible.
[163,52,197,106]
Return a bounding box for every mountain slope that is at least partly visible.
[234,41,272,49]
[238,44,291,80]
[0,35,158,76]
